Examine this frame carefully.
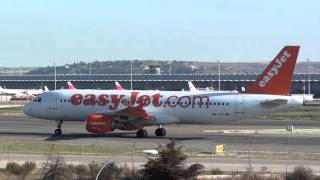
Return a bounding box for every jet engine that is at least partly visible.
[86,114,114,134]
[86,114,138,134]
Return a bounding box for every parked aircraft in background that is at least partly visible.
[67,81,125,90]
[188,81,239,93]
[67,81,76,90]
[188,81,198,92]
[115,81,124,90]
[23,46,303,138]
[0,86,48,96]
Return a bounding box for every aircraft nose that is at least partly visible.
[23,103,32,116]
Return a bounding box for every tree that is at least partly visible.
[40,155,73,180]
[142,140,204,180]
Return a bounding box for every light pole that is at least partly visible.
[169,61,172,75]
[218,60,221,91]
[54,62,57,90]
[89,62,92,75]
[248,143,252,172]
[285,140,288,178]
[130,61,133,90]
[307,59,311,95]
[132,142,136,172]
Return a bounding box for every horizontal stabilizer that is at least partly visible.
[260,99,288,108]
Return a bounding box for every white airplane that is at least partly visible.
[23,46,303,138]
[188,81,238,93]
[0,86,48,96]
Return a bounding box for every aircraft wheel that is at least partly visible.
[155,127,166,137]
[136,129,148,138]
[55,128,62,135]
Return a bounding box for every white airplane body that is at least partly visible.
[23,46,303,138]
[0,86,48,96]
[27,89,301,123]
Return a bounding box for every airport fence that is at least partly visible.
[0,142,319,160]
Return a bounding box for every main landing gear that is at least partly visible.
[136,129,148,138]
[55,120,63,136]
[155,126,166,137]
[135,126,167,138]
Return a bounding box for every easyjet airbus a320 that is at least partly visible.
[23,46,303,138]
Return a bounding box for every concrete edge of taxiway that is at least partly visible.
[0,105,23,109]
[202,129,320,136]
[1,158,320,173]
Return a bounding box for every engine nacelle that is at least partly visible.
[86,114,114,134]
[86,114,139,134]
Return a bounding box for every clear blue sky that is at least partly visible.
[0,0,319,67]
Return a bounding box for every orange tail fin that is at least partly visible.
[115,81,124,90]
[245,46,300,95]
[67,81,76,90]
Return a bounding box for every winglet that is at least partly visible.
[115,81,124,90]
[246,46,300,95]
[44,86,49,92]
[67,81,76,90]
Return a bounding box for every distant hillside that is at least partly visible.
[2,60,320,75]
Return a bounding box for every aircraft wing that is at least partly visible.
[95,104,157,128]
[260,99,288,108]
[112,104,155,120]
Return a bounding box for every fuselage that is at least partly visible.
[23,89,303,125]
[0,88,43,95]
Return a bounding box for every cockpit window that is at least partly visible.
[33,96,41,102]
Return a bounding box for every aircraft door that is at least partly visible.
[49,94,59,110]
[235,95,244,114]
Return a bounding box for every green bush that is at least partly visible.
[6,162,23,175]
[21,161,36,177]
[286,166,313,180]
[211,168,223,175]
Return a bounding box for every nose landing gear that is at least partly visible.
[54,120,63,135]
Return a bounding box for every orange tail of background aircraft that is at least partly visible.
[67,81,76,90]
[245,46,300,96]
[115,81,124,90]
